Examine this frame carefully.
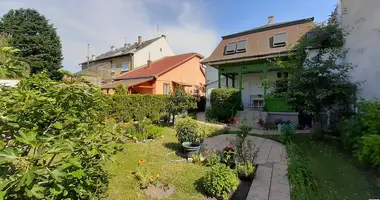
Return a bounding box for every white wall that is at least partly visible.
[0,79,19,87]
[133,37,175,69]
[341,0,380,100]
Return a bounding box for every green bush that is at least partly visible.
[236,162,255,180]
[204,152,220,167]
[109,94,168,123]
[339,116,365,150]
[357,134,380,168]
[175,118,200,143]
[205,107,217,122]
[196,164,239,200]
[145,125,165,139]
[210,88,241,122]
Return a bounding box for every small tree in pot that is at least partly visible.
[175,118,201,157]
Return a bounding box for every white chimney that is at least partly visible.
[268,16,274,25]
[138,36,142,45]
[111,45,115,51]
[91,54,96,60]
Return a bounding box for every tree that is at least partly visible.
[280,23,357,134]
[166,86,197,125]
[0,34,29,78]
[114,83,128,95]
[0,8,63,80]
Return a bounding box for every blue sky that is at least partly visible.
[0,0,337,72]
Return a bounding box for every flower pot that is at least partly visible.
[182,142,201,158]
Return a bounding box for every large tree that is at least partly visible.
[0,34,29,78]
[0,8,63,80]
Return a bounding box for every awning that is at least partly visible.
[101,77,153,89]
[172,81,193,87]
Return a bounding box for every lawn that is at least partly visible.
[259,134,380,200]
[105,127,209,200]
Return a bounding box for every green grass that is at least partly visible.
[257,134,380,200]
[105,128,209,200]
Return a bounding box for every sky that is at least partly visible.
[0,0,337,72]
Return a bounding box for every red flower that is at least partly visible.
[212,148,217,153]
[204,149,209,154]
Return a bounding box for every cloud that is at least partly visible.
[0,0,219,72]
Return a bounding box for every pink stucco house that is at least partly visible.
[101,53,205,95]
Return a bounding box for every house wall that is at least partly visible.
[341,0,380,100]
[133,37,175,69]
[155,56,205,95]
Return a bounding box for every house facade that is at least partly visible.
[202,16,314,110]
[76,35,174,86]
[338,0,380,100]
[101,53,205,95]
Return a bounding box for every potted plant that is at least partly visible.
[175,118,202,157]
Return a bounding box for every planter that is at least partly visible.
[182,142,201,158]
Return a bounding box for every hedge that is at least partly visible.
[109,94,169,123]
[210,88,241,122]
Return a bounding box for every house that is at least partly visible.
[101,53,205,95]
[76,35,174,86]
[202,16,314,125]
[337,0,380,100]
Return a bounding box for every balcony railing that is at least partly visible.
[264,98,295,112]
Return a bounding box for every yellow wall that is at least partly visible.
[81,55,132,78]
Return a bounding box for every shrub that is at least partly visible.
[280,122,296,144]
[236,162,256,180]
[204,151,220,167]
[339,116,365,150]
[196,164,239,200]
[191,154,203,165]
[205,107,218,122]
[210,88,241,122]
[145,125,165,139]
[175,118,200,143]
[357,134,380,168]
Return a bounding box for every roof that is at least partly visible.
[202,17,314,64]
[115,53,204,80]
[101,77,153,89]
[80,36,163,65]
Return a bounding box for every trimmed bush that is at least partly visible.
[109,94,168,123]
[196,164,239,200]
[175,118,200,143]
[210,88,241,122]
[145,125,165,139]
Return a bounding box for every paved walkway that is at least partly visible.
[202,134,290,200]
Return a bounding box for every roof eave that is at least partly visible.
[202,52,290,66]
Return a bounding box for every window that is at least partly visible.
[160,48,162,52]
[111,63,116,72]
[306,31,315,39]
[236,40,248,53]
[252,99,264,109]
[121,61,129,71]
[224,42,237,55]
[163,83,170,95]
[273,32,286,47]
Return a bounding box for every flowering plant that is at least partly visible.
[256,118,264,127]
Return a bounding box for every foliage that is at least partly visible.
[134,159,161,189]
[357,134,380,169]
[220,146,235,166]
[166,86,197,125]
[236,162,255,180]
[276,23,357,135]
[233,120,257,163]
[114,83,128,95]
[191,154,203,165]
[196,164,239,200]
[0,8,63,80]
[0,73,122,199]
[175,118,200,143]
[109,94,168,123]
[360,101,380,135]
[280,122,296,144]
[203,149,220,167]
[145,125,165,139]
[205,107,218,122]
[0,34,29,78]
[197,96,206,111]
[286,142,321,200]
[119,120,138,140]
[210,88,241,122]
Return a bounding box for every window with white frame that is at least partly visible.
[111,63,116,73]
[250,95,264,109]
[121,61,129,71]
[163,83,170,95]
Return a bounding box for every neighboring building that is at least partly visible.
[76,35,174,86]
[202,16,314,109]
[338,0,380,100]
[101,53,205,95]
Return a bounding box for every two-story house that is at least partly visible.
[76,35,174,86]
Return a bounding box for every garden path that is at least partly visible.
[203,134,290,200]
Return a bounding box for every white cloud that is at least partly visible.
[0,0,219,72]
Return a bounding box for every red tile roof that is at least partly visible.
[115,53,203,80]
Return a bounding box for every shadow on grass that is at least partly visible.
[163,142,181,151]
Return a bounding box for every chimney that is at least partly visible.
[91,54,96,60]
[138,36,142,45]
[111,45,115,51]
[124,43,130,48]
[268,16,274,25]
[146,59,152,68]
